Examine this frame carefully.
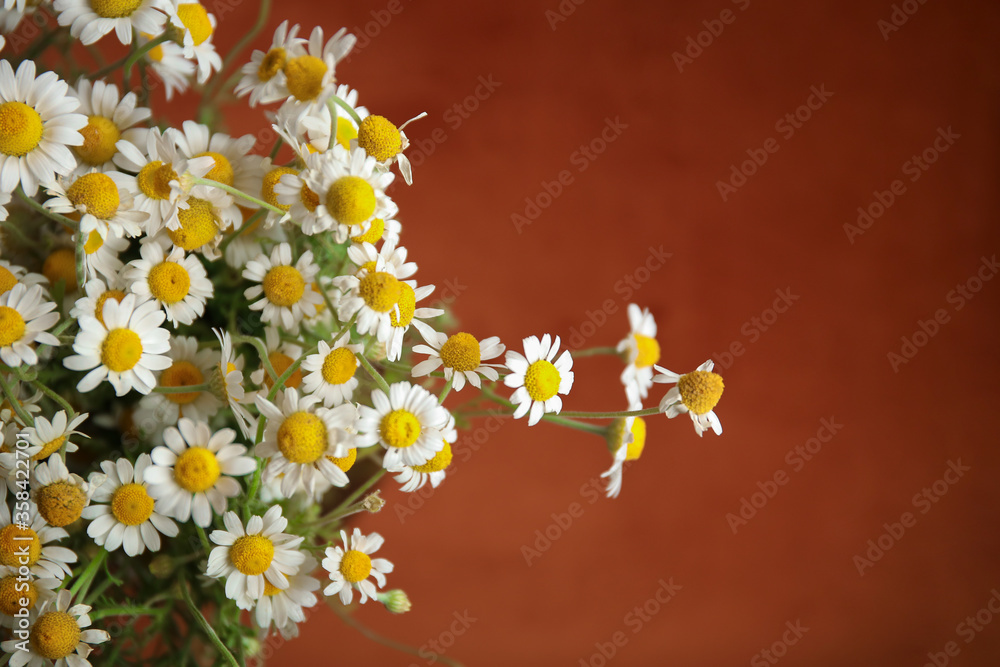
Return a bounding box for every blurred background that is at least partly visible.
[170,0,1000,663]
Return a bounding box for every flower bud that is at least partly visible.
[377,589,411,614]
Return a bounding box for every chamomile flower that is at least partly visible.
[68,79,150,172]
[0,59,86,196]
[145,418,256,527]
[254,555,320,640]
[384,280,443,362]
[212,328,257,440]
[322,528,393,606]
[504,334,575,426]
[22,411,88,463]
[0,261,48,297]
[0,486,77,579]
[652,360,724,437]
[166,0,221,83]
[286,83,369,153]
[254,388,358,500]
[0,283,60,368]
[83,454,178,555]
[345,241,416,280]
[43,169,148,240]
[335,260,401,343]
[125,238,212,326]
[301,145,397,239]
[31,453,98,527]
[354,112,426,185]
[355,382,450,468]
[70,277,127,325]
[348,214,401,248]
[601,411,647,498]
[388,415,456,492]
[206,507,306,610]
[161,184,235,259]
[249,327,303,391]
[616,304,660,403]
[300,334,363,407]
[135,334,222,428]
[53,0,169,45]
[0,589,109,666]
[243,243,322,331]
[411,328,505,391]
[278,26,355,117]
[77,227,129,282]
[234,19,305,107]
[273,151,323,233]
[142,31,196,100]
[63,292,172,396]
[0,566,59,627]
[171,121,258,210]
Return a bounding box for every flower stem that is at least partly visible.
[218,208,266,254]
[438,376,453,404]
[195,177,287,216]
[123,34,169,88]
[328,469,385,520]
[328,600,465,667]
[558,407,661,419]
[15,187,78,229]
[90,605,163,621]
[572,346,622,358]
[69,548,107,601]
[152,382,211,394]
[358,354,391,395]
[16,370,75,417]
[179,577,240,667]
[0,371,33,426]
[329,94,363,126]
[478,386,607,435]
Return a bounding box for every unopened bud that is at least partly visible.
[149,554,175,579]
[362,491,384,514]
[377,589,411,614]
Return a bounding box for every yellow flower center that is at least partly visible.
[91,0,142,18]
[177,3,213,45]
[389,282,415,328]
[43,248,78,292]
[380,409,420,448]
[439,332,480,372]
[358,271,400,313]
[83,230,104,255]
[258,47,285,82]
[677,370,725,415]
[633,334,660,368]
[101,328,143,373]
[350,217,384,245]
[148,261,191,305]
[326,447,357,472]
[0,575,37,616]
[339,549,372,583]
[300,183,319,212]
[111,482,154,525]
[0,524,40,566]
[325,176,376,226]
[136,160,178,200]
[357,115,402,162]
[284,55,328,101]
[36,481,86,526]
[265,350,302,389]
[196,151,234,186]
[30,610,81,660]
[33,435,66,461]
[626,417,647,461]
[0,267,16,295]
[411,441,452,474]
[277,411,327,464]
[174,446,220,493]
[229,534,274,575]
[147,40,164,62]
[262,265,305,307]
[76,115,121,165]
[0,101,43,157]
[336,117,357,150]
[67,172,120,220]
[524,360,560,402]
[262,578,281,596]
[0,306,26,347]
[320,347,357,385]
[169,197,220,251]
[160,360,204,404]
[94,289,126,326]
[262,166,296,210]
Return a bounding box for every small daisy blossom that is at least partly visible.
[0,565,60,628]
[0,260,48,297]
[77,225,129,282]
[166,0,221,83]
[134,334,223,433]
[234,19,306,106]
[653,359,725,437]
[277,25,356,117]
[388,415,457,493]
[504,334,575,426]
[0,486,77,580]
[243,242,322,331]
[23,410,88,463]
[145,418,256,527]
[63,292,172,396]
[142,32,196,101]
[299,334,363,407]
[31,453,100,528]
[322,528,393,605]
[68,78,151,172]
[616,304,660,404]
[0,283,59,367]
[206,507,306,610]
[345,240,416,281]
[254,555,321,640]
[0,59,86,196]
[212,329,257,440]
[383,280,443,362]
[352,111,427,185]
[600,409,648,498]
[170,120,258,214]
[0,589,110,666]
[411,326,505,391]
[355,382,450,468]
[43,169,148,240]
[70,276,127,324]
[334,259,401,344]
[53,0,168,45]
[125,237,213,326]
[82,454,178,556]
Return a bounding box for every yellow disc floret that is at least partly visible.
[336,116,357,150]
[262,265,305,307]
[32,435,66,461]
[258,47,286,81]
[91,0,141,18]
[523,360,560,402]
[380,409,420,448]
[321,347,357,385]
[0,524,40,566]
[174,447,221,493]
[30,610,81,660]
[136,160,178,200]
[36,481,87,526]
[300,183,320,212]
[197,151,234,186]
[169,197,220,251]
[43,248,78,292]
[76,116,121,166]
[262,167,297,210]
[284,55,328,101]
[83,230,104,255]
[0,101,43,157]
[0,306,26,347]
[0,267,16,295]
[0,574,37,615]
[439,333,480,372]
[358,271,400,313]
[265,350,302,389]
[411,441,452,474]
[626,417,647,460]
[101,328,143,373]
[389,282,415,328]
[677,370,725,415]
[148,261,191,304]
[327,447,357,472]
[94,289,126,326]
[339,549,372,583]
[277,411,327,463]
[177,3,213,45]
[325,176,376,226]
[229,534,274,575]
[111,483,154,526]
[67,172,120,220]
[633,334,660,368]
[350,217,384,245]
[160,360,204,404]
[357,115,402,162]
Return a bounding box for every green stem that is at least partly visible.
[328,469,385,519]
[74,228,86,295]
[152,382,211,394]
[19,372,75,417]
[194,178,287,216]
[51,318,76,337]
[438,376,453,404]
[479,386,608,434]
[179,578,240,667]
[0,221,32,247]
[328,601,464,667]
[218,208,266,254]
[68,549,107,601]
[195,524,211,552]
[558,407,662,419]
[89,605,162,621]
[124,33,169,88]
[15,187,78,229]
[572,346,622,358]
[0,371,33,426]
[329,94,363,125]
[358,355,391,395]
[233,334,278,383]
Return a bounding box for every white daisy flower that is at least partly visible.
[68,78,150,172]
[344,240,416,280]
[652,359,725,437]
[504,334,575,426]
[0,283,60,368]
[160,183,235,260]
[145,418,256,527]
[411,327,505,391]
[124,238,212,326]
[299,334,363,407]
[388,415,456,493]
[23,411,88,463]
[43,169,148,240]
[53,0,169,45]
[616,304,660,404]
[254,388,358,500]
[134,334,223,429]
[0,566,60,628]
[63,292,172,396]
[0,260,48,297]
[212,328,257,441]
[334,259,402,344]
[353,111,426,186]
[0,486,77,580]
[253,555,320,640]
[70,276,127,326]
[142,31,196,100]
[355,381,450,468]
[601,411,647,498]
[165,0,220,83]
[171,120,258,215]
[82,454,178,555]
[31,452,99,527]
[77,226,129,282]
[234,19,305,107]
[0,59,86,196]
[273,151,323,234]
[348,214,401,248]
[383,280,444,362]
[248,326,303,391]
[0,589,109,666]
[243,242,322,331]
[277,26,356,118]
[206,507,306,610]
[322,528,392,606]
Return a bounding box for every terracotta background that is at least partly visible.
[177,0,1000,664]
